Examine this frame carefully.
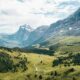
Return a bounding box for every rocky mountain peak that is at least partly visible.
[19,24,33,32]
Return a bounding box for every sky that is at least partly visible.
[0,0,80,34]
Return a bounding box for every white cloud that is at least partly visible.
[0,0,80,34]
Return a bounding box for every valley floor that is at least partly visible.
[0,48,80,80]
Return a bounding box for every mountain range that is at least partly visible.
[0,8,80,48]
[28,8,80,47]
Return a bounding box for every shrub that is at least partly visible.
[50,71,54,76]
[0,52,13,72]
[39,75,43,79]
[65,68,75,75]
[53,58,62,67]
[26,74,30,78]
[72,77,76,80]
[45,77,51,80]
[34,74,37,78]
[54,71,58,76]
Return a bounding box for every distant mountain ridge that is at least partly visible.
[23,25,49,46]
[8,24,33,42]
[0,24,33,47]
[30,8,80,47]
[0,8,80,48]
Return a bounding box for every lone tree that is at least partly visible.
[39,75,43,79]
[34,74,37,78]
[54,71,58,76]
[72,77,76,80]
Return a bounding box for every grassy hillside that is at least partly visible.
[40,36,80,47]
[0,46,80,80]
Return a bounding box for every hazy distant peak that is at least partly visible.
[20,24,33,32]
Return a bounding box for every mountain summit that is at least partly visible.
[19,24,33,32]
[14,24,33,42]
[0,24,33,47]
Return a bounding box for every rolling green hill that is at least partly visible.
[0,42,80,80]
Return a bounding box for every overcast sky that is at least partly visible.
[0,0,80,34]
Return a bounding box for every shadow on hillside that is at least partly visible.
[0,46,54,56]
[23,48,54,55]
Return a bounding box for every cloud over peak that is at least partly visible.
[0,0,80,34]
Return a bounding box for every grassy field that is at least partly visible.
[0,46,80,80]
